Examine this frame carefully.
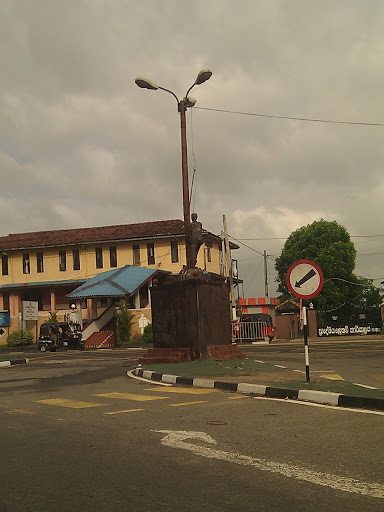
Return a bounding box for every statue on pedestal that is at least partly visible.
[186,213,204,269]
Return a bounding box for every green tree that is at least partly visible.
[116,300,134,342]
[275,219,359,324]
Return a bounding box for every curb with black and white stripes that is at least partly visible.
[132,367,384,412]
[0,358,29,369]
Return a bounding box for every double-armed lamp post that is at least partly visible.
[135,69,212,267]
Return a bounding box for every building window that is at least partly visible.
[59,250,66,271]
[95,247,103,269]
[147,243,155,265]
[171,241,179,263]
[23,253,30,274]
[36,252,44,273]
[205,241,212,263]
[1,254,8,276]
[133,244,140,266]
[110,246,117,268]
[73,249,80,271]
[3,292,9,311]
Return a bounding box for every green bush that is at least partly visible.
[44,311,58,322]
[116,300,134,342]
[7,330,34,347]
[142,323,153,343]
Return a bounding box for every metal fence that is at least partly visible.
[231,321,268,342]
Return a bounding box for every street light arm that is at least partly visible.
[158,86,180,105]
[185,82,196,100]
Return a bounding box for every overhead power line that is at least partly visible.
[194,106,384,127]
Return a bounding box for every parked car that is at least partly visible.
[232,313,275,343]
[38,322,85,352]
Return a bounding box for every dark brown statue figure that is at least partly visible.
[186,213,204,269]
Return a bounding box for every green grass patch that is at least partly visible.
[141,358,278,378]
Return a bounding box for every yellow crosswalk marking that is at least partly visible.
[36,398,107,409]
[3,408,35,415]
[322,374,345,381]
[170,401,208,407]
[144,387,217,394]
[104,409,144,415]
[94,392,169,401]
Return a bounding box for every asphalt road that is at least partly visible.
[240,339,384,388]
[1,347,383,512]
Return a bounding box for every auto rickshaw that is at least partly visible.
[38,321,85,352]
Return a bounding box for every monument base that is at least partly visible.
[144,270,243,362]
[139,344,245,365]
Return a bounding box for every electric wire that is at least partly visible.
[194,106,384,127]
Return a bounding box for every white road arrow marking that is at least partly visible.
[154,430,384,499]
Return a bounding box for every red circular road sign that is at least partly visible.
[286,259,324,300]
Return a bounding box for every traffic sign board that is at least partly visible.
[286,260,323,299]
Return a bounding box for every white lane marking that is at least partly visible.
[352,383,379,390]
[154,430,384,499]
[274,365,288,369]
[253,396,384,416]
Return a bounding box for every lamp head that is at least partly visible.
[184,96,196,108]
[195,69,212,85]
[135,77,159,90]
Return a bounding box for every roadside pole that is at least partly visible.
[286,260,324,383]
[302,306,310,383]
[223,214,236,320]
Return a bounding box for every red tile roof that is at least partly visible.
[0,219,186,251]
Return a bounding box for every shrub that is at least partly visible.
[142,323,153,343]
[7,330,34,347]
[116,300,134,342]
[44,311,58,323]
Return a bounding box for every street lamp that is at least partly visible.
[135,69,212,268]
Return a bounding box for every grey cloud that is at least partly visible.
[1,0,384,297]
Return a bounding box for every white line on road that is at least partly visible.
[154,430,384,499]
[253,396,384,416]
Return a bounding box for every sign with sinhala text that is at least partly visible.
[22,301,39,321]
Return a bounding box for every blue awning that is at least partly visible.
[67,265,168,299]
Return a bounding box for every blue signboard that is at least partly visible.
[0,311,10,327]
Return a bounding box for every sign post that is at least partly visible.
[21,301,39,344]
[286,260,323,383]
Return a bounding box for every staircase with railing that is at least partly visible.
[82,306,116,349]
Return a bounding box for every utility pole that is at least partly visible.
[264,250,269,298]
[223,215,236,319]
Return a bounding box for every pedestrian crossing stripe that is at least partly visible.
[104,409,144,415]
[3,408,35,415]
[170,401,208,407]
[144,387,217,394]
[322,374,345,381]
[36,398,107,409]
[94,392,169,401]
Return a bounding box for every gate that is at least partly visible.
[231,321,269,342]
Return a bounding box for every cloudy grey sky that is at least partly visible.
[1,0,384,297]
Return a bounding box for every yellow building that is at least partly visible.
[0,219,237,344]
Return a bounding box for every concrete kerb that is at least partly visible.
[131,367,384,412]
[0,358,29,368]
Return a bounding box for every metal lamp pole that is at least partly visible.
[135,70,212,267]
